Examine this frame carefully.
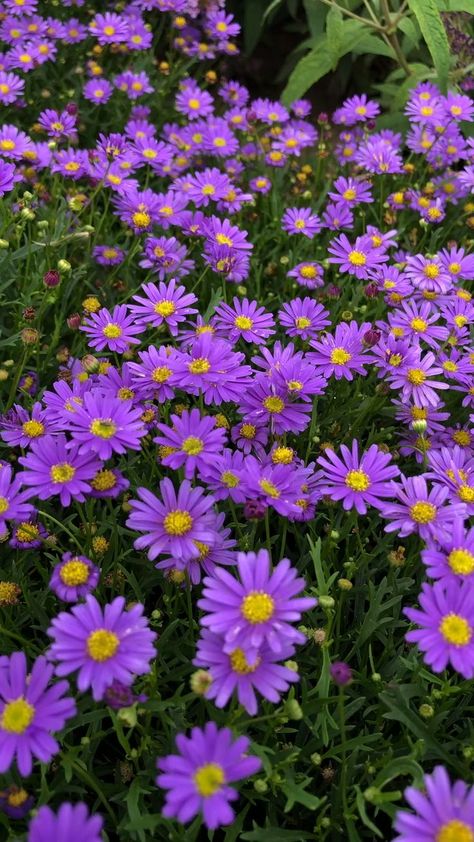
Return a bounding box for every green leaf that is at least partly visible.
[396,15,420,50]
[303,0,327,38]
[281,37,333,105]
[408,0,451,91]
[350,33,396,59]
[326,6,344,67]
[244,0,268,55]
[242,828,316,841]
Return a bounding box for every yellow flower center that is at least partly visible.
[60,559,90,586]
[1,697,35,734]
[215,233,233,246]
[453,430,471,446]
[103,25,115,35]
[439,614,472,647]
[103,248,118,259]
[300,265,317,279]
[343,188,356,201]
[407,368,426,386]
[182,436,204,455]
[449,262,461,275]
[345,470,370,491]
[154,300,176,317]
[50,462,75,483]
[230,648,260,674]
[87,629,120,662]
[221,470,239,488]
[294,219,306,229]
[102,323,122,339]
[117,388,134,401]
[234,315,253,330]
[448,549,474,576]
[423,263,439,279]
[410,501,437,523]
[355,105,367,115]
[443,361,458,372]
[272,447,294,465]
[188,98,200,110]
[91,470,117,491]
[201,183,215,195]
[411,407,427,420]
[295,316,311,330]
[89,418,117,439]
[389,353,403,367]
[159,205,173,217]
[163,509,193,535]
[22,420,44,438]
[189,357,210,374]
[132,211,151,228]
[0,84,9,94]
[348,250,366,266]
[259,479,280,499]
[458,485,474,503]
[240,423,256,439]
[15,522,39,543]
[194,540,210,560]
[330,348,352,365]
[0,139,15,151]
[437,821,474,842]
[263,396,284,413]
[6,788,29,807]
[241,591,275,624]
[194,763,225,797]
[410,318,427,333]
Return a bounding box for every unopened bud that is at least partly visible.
[411,418,427,434]
[285,699,303,720]
[338,578,352,591]
[67,313,82,330]
[43,269,60,287]
[254,779,268,794]
[57,259,71,273]
[190,669,212,696]
[81,354,100,374]
[21,327,39,345]
[20,208,35,221]
[419,703,434,719]
[318,595,335,610]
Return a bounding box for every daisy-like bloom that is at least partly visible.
[89,11,128,43]
[51,148,90,180]
[308,320,373,381]
[249,175,271,193]
[38,108,76,140]
[421,520,474,583]
[0,159,17,196]
[238,376,312,435]
[322,201,354,231]
[240,457,302,517]
[0,70,23,104]
[66,390,146,460]
[0,784,34,819]
[156,510,236,585]
[93,245,125,266]
[354,138,403,174]
[154,408,227,478]
[380,475,465,541]
[0,401,58,448]
[404,580,474,679]
[287,261,324,290]
[83,78,113,106]
[278,298,330,340]
[281,207,321,238]
[28,803,103,842]
[388,351,449,408]
[156,721,261,830]
[128,345,177,403]
[316,440,399,514]
[175,81,214,120]
[171,334,253,406]
[9,519,47,549]
[0,465,35,533]
[139,236,194,281]
[198,549,317,662]
[47,595,157,701]
[186,167,232,207]
[126,478,216,562]
[393,765,474,842]
[41,379,91,428]
[333,93,380,125]
[0,651,76,776]
[114,69,153,100]
[80,305,144,353]
[49,553,100,603]
[130,279,198,334]
[202,216,253,253]
[387,300,449,350]
[89,467,129,499]
[18,435,101,507]
[214,297,275,345]
[0,124,32,159]
[198,449,247,503]
[328,176,373,207]
[194,630,298,715]
[405,254,452,294]
[231,419,268,456]
[328,233,388,279]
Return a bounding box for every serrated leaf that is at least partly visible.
[326,5,344,67]
[408,0,451,91]
[281,38,333,105]
[350,33,396,59]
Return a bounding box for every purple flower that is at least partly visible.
[329,661,353,686]
[198,549,317,662]
[238,375,312,434]
[421,520,474,583]
[9,519,46,549]
[328,176,373,206]
[405,580,474,678]
[393,765,474,842]
[28,803,103,842]
[334,93,380,125]
[127,478,216,563]
[0,158,18,196]
[0,652,76,776]
[0,465,35,533]
[388,351,449,407]
[38,108,76,140]
[83,78,113,105]
[282,207,321,238]
[89,11,128,44]
[156,721,261,829]
[278,298,330,340]
[81,304,143,353]
[0,70,23,105]
[47,595,157,701]
[317,440,399,514]
[128,345,177,402]
[171,334,253,405]
[66,390,146,459]
[0,784,34,819]
[287,261,324,289]
[194,629,299,715]
[328,234,388,279]
[380,475,465,541]
[198,449,247,503]
[154,408,227,478]
[93,245,125,266]
[89,467,129,499]
[214,297,275,344]
[50,553,100,602]
[0,401,58,448]
[175,81,214,120]
[103,679,147,710]
[130,279,198,334]
[309,321,373,381]
[18,434,101,506]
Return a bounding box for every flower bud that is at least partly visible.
[67,313,82,330]
[43,269,60,287]
[329,661,353,686]
[117,705,138,728]
[81,354,100,374]
[311,752,322,765]
[254,779,268,794]
[0,239,9,249]
[20,208,35,221]
[21,327,39,345]
[190,669,212,696]
[57,259,71,273]
[337,578,353,591]
[285,699,303,720]
[419,703,434,719]
[22,307,36,321]
[364,282,378,298]
[362,328,381,348]
[243,499,266,520]
[66,101,78,115]
[318,595,335,610]
[411,418,427,434]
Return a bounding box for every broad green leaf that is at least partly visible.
[436,0,474,10]
[281,37,333,105]
[244,0,268,55]
[326,5,344,67]
[396,15,420,50]
[242,828,316,841]
[350,34,396,59]
[408,0,451,91]
[303,0,327,37]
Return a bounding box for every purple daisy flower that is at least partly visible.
[18,434,101,507]
[394,765,474,842]
[308,320,373,381]
[278,298,330,340]
[49,552,100,603]
[130,279,198,334]
[9,519,46,549]
[92,245,125,266]
[328,176,373,206]
[28,803,103,842]
[380,475,465,541]
[287,261,324,290]
[128,345,177,403]
[0,651,76,776]
[198,449,247,504]
[0,401,58,448]
[0,784,34,819]
[66,390,146,459]
[83,78,113,106]
[388,351,449,407]
[154,408,227,478]
[316,440,399,514]
[156,721,261,830]
[81,305,144,353]
[171,334,253,405]
[214,297,275,345]
[89,467,129,499]
[194,629,299,715]
[334,93,380,125]
[47,595,157,701]
[328,233,388,279]
[126,478,216,562]
[281,207,322,238]
[0,465,35,533]
[421,520,474,583]
[405,580,474,678]
[198,549,317,662]
[0,70,24,105]
[238,376,312,435]
[0,159,18,196]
